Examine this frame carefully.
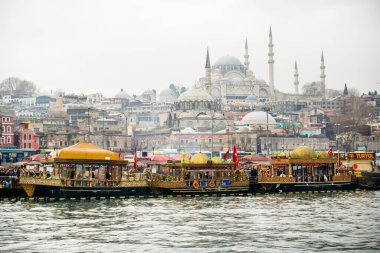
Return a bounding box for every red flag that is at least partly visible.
[232,145,239,169]
[328,148,333,156]
[133,146,137,170]
[223,149,229,160]
[118,148,122,160]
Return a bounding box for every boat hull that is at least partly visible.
[21,185,149,199]
[355,172,380,190]
[0,186,27,199]
[256,182,354,193]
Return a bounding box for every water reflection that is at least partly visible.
[1,191,379,252]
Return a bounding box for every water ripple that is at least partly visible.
[1,191,379,252]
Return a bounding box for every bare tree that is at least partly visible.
[0,77,37,96]
[302,81,322,97]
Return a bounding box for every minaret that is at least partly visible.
[343,83,348,96]
[294,61,299,94]
[244,38,250,70]
[205,47,212,95]
[320,51,326,99]
[268,26,275,98]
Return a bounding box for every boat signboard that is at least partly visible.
[347,152,375,160]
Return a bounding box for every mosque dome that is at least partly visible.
[190,152,210,164]
[240,111,276,125]
[115,89,131,99]
[214,55,243,66]
[177,86,213,102]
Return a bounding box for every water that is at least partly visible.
[1,191,379,252]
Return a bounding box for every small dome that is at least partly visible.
[115,89,131,99]
[245,94,257,101]
[291,146,316,159]
[181,127,195,134]
[177,86,213,102]
[240,111,276,125]
[190,153,210,164]
[214,55,243,66]
[159,88,177,97]
[211,156,223,163]
[236,126,250,133]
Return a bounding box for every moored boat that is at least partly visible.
[145,152,250,196]
[19,141,149,199]
[257,146,353,193]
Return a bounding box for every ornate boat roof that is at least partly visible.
[56,141,120,161]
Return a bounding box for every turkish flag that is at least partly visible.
[223,149,229,160]
[133,146,137,170]
[328,148,333,156]
[118,148,122,160]
[232,145,239,169]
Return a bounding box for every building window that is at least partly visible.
[24,134,26,140]
[28,143,31,149]
[1,137,4,144]
[60,141,63,146]
[28,134,31,140]
[7,136,11,143]
[24,143,26,148]
[7,126,11,133]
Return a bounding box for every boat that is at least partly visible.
[345,152,380,190]
[19,141,149,199]
[257,146,354,193]
[145,152,250,196]
[0,166,27,199]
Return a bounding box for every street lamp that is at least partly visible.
[211,116,214,158]
[263,106,270,155]
[334,123,340,153]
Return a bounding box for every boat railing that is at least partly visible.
[64,179,119,187]
[259,176,296,183]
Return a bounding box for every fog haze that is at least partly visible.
[0,0,379,97]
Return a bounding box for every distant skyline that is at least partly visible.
[0,0,379,98]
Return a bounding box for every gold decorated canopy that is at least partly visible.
[56,141,119,161]
[190,153,210,164]
[211,156,223,164]
[290,146,316,159]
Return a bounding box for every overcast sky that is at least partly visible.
[0,0,379,98]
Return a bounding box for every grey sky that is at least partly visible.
[0,0,379,98]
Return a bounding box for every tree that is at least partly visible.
[0,77,37,97]
[302,81,322,97]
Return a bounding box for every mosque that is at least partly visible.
[121,27,328,133]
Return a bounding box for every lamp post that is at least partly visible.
[87,108,91,142]
[335,123,340,153]
[263,106,270,155]
[211,116,214,158]
[102,110,105,149]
